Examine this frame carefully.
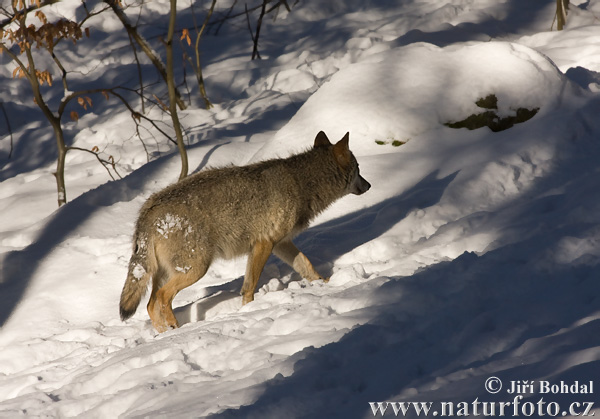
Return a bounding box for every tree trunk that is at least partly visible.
[166,0,188,180]
[557,0,569,30]
[53,122,68,207]
[21,34,70,206]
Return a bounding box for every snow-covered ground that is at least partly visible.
[1,0,600,417]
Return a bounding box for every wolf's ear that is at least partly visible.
[337,132,350,149]
[333,132,351,167]
[314,131,332,148]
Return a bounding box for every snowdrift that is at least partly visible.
[251,42,577,160]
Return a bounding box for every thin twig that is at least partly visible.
[214,0,237,35]
[244,3,258,58]
[252,0,267,60]
[189,0,217,109]
[127,31,145,114]
[67,146,121,180]
[196,0,216,108]
[50,48,69,91]
[0,0,59,30]
[103,0,187,110]
[212,0,276,28]
[108,88,177,145]
[180,49,193,104]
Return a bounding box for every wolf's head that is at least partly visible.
[314,131,371,196]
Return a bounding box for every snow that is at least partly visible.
[155,213,191,239]
[251,41,577,161]
[1,0,600,417]
[132,264,146,281]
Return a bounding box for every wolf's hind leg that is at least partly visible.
[148,263,209,333]
[273,239,327,282]
[241,240,274,305]
[147,268,167,332]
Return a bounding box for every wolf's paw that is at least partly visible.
[149,310,179,333]
[153,321,178,334]
[306,273,327,282]
[241,293,254,306]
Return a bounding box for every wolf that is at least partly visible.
[119,131,371,332]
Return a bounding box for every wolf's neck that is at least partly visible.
[291,149,347,222]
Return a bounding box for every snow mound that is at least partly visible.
[251,42,577,160]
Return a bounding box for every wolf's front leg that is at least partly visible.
[273,239,327,282]
[241,240,275,305]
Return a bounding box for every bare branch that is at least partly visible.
[213,0,276,28]
[67,146,122,181]
[265,0,291,16]
[166,0,188,180]
[108,88,177,145]
[189,0,217,109]
[0,42,35,86]
[0,0,59,30]
[244,3,259,60]
[214,0,237,35]
[195,0,217,40]
[127,31,145,114]
[252,0,268,60]
[58,87,176,145]
[50,47,69,91]
[103,0,187,110]
[58,88,108,117]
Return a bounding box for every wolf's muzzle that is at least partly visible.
[353,175,371,195]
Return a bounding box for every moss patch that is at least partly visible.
[375,139,407,147]
[446,94,538,132]
[475,94,498,110]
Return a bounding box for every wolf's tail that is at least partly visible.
[120,231,152,321]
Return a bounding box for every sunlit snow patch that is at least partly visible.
[252,41,578,160]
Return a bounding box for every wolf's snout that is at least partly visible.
[353,175,371,195]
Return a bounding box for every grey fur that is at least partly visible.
[119,131,370,332]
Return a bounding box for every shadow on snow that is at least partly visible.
[0,154,172,328]
[209,225,600,419]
